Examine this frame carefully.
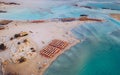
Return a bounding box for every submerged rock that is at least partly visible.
[80,6,93,9]
[80,14,88,17]
[0,10,7,13]
[61,18,76,22]
[0,1,20,5]
[8,2,20,5]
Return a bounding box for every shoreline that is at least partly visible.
[40,39,80,75]
[110,14,120,21]
[0,1,105,74]
[0,20,83,75]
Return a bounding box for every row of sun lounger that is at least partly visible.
[40,39,68,58]
[49,39,68,49]
[40,46,60,58]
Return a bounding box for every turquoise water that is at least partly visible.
[1,1,120,75]
[85,2,120,10]
[44,20,120,75]
[0,2,120,20]
[43,2,120,75]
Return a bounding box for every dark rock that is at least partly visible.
[10,37,13,40]
[80,14,88,16]
[73,4,78,7]
[30,48,34,50]
[61,18,76,22]
[0,43,6,50]
[17,42,21,45]
[80,6,93,9]
[17,57,26,63]
[31,50,36,52]
[8,2,20,5]
[14,34,20,38]
[0,10,7,13]
[23,39,28,43]
[0,1,20,5]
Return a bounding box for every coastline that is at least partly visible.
[0,20,83,75]
[0,1,105,75]
[40,39,80,75]
[110,14,120,21]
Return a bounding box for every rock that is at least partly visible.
[80,6,93,9]
[14,34,20,38]
[17,57,26,63]
[31,20,45,23]
[73,4,78,7]
[0,26,5,30]
[0,20,12,25]
[8,2,20,5]
[61,18,76,22]
[80,14,88,17]
[78,16,103,22]
[0,10,7,13]
[0,43,6,51]
[0,1,20,5]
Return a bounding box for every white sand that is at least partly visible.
[0,20,86,75]
[0,1,93,74]
[0,1,102,75]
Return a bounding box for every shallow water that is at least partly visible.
[43,2,120,75]
[1,1,120,75]
[0,1,120,20]
[44,20,120,75]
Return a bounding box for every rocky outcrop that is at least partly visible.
[78,16,103,22]
[80,6,93,9]
[0,10,7,13]
[0,1,20,5]
[0,20,12,25]
[0,26,5,30]
[61,18,76,22]
[31,20,46,23]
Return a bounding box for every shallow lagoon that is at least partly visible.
[0,1,120,20]
[0,1,120,75]
[44,20,120,75]
[44,2,120,75]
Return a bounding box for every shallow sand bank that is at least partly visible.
[110,14,120,21]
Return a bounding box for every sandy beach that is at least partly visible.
[0,1,104,74]
[0,0,112,75]
[110,14,120,21]
[0,20,86,75]
[0,3,104,74]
